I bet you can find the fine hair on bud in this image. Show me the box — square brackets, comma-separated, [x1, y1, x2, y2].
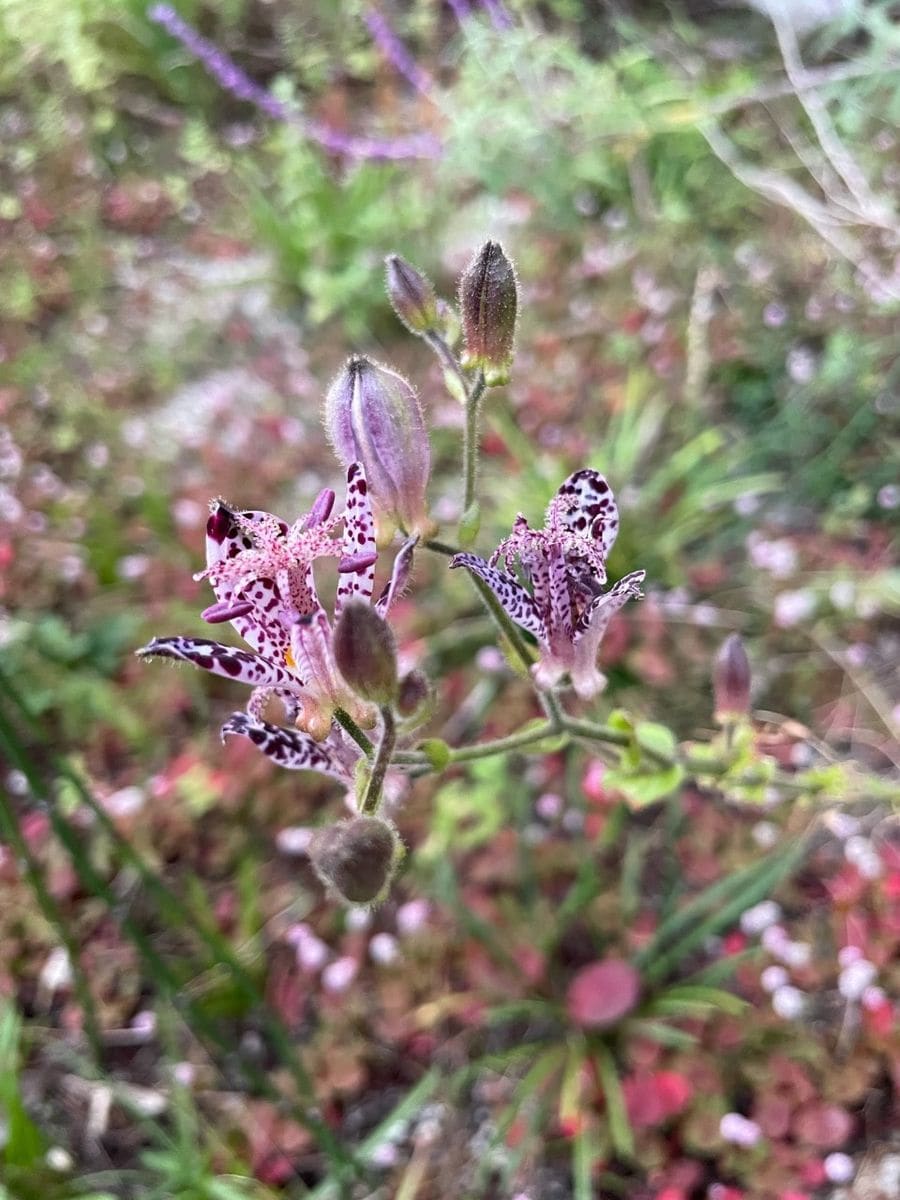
[333, 599, 398, 706]
[385, 254, 438, 335]
[713, 633, 752, 720]
[459, 240, 518, 386]
[324, 355, 432, 538]
[309, 817, 399, 904]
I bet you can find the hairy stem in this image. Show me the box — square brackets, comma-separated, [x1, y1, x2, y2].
[361, 707, 397, 815]
[424, 330, 470, 400]
[462, 370, 487, 514]
[446, 720, 559, 762]
[334, 707, 375, 756]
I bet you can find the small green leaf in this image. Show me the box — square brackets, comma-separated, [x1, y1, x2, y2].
[635, 721, 677, 761]
[605, 762, 684, 808]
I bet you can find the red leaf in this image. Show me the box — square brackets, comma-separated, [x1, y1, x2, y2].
[566, 959, 641, 1028]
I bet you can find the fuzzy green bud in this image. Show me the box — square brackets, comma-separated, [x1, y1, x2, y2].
[385, 254, 438, 335]
[459, 240, 518, 386]
[310, 817, 399, 904]
[713, 634, 752, 721]
[333, 600, 398, 707]
[420, 738, 451, 772]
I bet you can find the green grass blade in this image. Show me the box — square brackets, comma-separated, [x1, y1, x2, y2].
[594, 1043, 634, 1160]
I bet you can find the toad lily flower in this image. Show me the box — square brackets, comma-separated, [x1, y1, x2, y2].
[138, 463, 414, 781]
[451, 469, 645, 699]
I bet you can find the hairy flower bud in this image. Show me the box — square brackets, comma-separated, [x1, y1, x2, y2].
[385, 254, 438, 335]
[310, 817, 399, 904]
[325, 355, 432, 539]
[333, 600, 398, 706]
[714, 634, 752, 721]
[459, 240, 518, 386]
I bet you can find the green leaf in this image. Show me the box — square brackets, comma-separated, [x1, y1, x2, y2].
[594, 1043, 634, 1159]
[634, 721, 677, 761]
[605, 762, 684, 808]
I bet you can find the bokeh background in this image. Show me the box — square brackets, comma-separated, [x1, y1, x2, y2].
[0, 1, 898, 1197]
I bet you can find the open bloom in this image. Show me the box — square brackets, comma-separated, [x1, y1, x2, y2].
[138, 462, 413, 780]
[451, 469, 645, 699]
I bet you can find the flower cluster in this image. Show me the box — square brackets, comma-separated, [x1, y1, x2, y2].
[138, 242, 648, 900]
[452, 469, 645, 698]
[139, 462, 412, 781]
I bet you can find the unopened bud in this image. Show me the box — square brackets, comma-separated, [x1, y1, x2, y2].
[310, 817, 399, 904]
[333, 600, 398, 706]
[459, 240, 518, 386]
[420, 738, 451, 772]
[325, 355, 432, 539]
[385, 254, 438, 335]
[396, 669, 430, 719]
[714, 634, 751, 720]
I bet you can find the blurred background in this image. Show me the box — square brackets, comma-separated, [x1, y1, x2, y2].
[0, 1, 898, 1197]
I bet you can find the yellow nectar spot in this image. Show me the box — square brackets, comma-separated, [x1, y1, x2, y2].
[284, 649, 295, 669]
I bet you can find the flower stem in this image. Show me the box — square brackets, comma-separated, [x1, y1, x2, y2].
[361, 707, 397, 815]
[424, 330, 470, 400]
[446, 720, 559, 762]
[462, 370, 487, 516]
[334, 707, 375, 756]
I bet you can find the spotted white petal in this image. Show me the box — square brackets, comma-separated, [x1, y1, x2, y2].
[450, 553, 546, 640]
[221, 712, 350, 781]
[137, 636, 295, 688]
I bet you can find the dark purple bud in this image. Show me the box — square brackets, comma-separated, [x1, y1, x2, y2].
[333, 600, 398, 706]
[714, 634, 752, 720]
[201, 600, 255, 624]
[325, 355, 431, 538]
[206, 503, 234, 544]
[309, 817, 399, 903]
[385, 254, 438, 335]
[458, 240, 518, 386]
[302, 488, 336, 531]
[396, 669, 430, 719]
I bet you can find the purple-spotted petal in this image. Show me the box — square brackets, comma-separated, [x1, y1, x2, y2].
[554, 469, 619, 562]
[335, 462, 377, 617]
[204, 503, 293, 662]
[221, 712, 350, 781]
[137, 636, 295, 689]
[450, 553, 546, 640]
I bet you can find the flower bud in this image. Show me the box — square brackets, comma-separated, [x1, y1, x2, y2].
[325, 355, 432, 539]
[385, 254, 438, 335]
[310, 817, 399, 904]
[458, 240, 518, 386]
[396, 668, 430, 719]
[420, 738, 451, 772]
[333, 600, 398, 707]
[713, 634, 751, 721]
